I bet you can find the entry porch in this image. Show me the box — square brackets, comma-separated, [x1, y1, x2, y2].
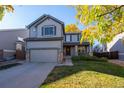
[63, 42, 90, 56]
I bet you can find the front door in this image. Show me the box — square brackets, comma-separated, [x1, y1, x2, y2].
[66, 47, 71, 56]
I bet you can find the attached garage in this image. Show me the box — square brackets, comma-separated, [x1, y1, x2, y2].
[30, 49, 58, 62]
[25, 38, 63, 63]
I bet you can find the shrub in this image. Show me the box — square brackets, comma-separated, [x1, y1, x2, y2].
[72, 55, 108, 62]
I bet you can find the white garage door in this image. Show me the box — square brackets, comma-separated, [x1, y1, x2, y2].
[30, 49, 58, 62]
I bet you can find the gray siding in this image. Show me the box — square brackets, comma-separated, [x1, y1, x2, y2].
[27, 41, 62, 50]
[29, 18, 63, 38]
[64, 33, 81, 42]
[26, 15, 64, 63]
[0, 29, 29, 50]
[109, 39, 124, 60]
[110, 39, 124, 53]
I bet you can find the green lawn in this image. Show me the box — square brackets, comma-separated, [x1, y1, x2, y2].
[40, 56, 124, 88]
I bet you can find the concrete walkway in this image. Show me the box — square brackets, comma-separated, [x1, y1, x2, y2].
[109, 60, 124, 67]
[57, 58, 73, 66]
[0, 62, 56, 88]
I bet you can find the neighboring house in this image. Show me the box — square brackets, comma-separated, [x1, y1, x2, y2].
[25, 14, 90, 63]
[0, 28, 29, 50]
[107, 32, 124, 60]
[0, 29, 29, 60]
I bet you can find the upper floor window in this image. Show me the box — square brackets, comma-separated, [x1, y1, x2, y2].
[66, 35, 70, 42]
[42, 25, 56, 36]
[71, 35, 76, 42]
[77, 34, 80, 41]
[64, 34, 80, 42]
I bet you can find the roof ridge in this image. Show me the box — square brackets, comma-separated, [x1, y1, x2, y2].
[27, 14, 64, 29]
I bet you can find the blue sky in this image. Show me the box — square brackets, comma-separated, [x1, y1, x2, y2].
[0, 5, 98, 46]
[0, 5, 85, 30]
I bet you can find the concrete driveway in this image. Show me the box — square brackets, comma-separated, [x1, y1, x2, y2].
[0, 62, 56, 88]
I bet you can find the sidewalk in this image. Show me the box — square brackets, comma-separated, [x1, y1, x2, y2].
[57, 57, 73, 66]
[0, 60, 25, 67]
[109, 60, 124, 67]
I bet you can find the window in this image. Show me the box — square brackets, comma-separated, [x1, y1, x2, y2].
[77, 34, 80, 41]
[66, 35, 70, 42]
[70, 35, 72, 41]
[42, 26, 56, 36]
[72, 35, 78, 42]
[64, 35, 66, 41]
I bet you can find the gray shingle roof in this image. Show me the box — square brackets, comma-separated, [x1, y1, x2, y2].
[24, 37, 63, 41]
[63, 42, 89, 46]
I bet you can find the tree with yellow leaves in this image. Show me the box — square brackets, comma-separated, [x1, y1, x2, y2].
[75, 5, 124, 45]
[80, 26, 98, 46]
[0, 5, 14, 21]
[66, 5, 124, 49]
[65, 24, 80, 33]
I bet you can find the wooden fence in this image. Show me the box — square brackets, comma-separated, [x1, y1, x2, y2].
[0, 49, 3, 61]
[0, 49, 16, 61]
[93, 51, 118, 59]
[16, 50, 25, 60]
[0, 49, 25, 61]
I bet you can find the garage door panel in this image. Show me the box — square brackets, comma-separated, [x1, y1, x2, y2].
[30, 49, 58, 62]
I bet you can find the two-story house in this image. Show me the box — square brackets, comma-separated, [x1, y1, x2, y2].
[25, 14, 90, 63]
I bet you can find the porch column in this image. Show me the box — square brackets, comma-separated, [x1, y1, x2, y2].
[85, 46, 87, 53]
[75, 45, 78, 56]
[89, 45, 93, 56]
[87, 46, 89, 53]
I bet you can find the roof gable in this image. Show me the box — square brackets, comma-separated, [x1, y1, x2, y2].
[27, 14, 64, 29]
